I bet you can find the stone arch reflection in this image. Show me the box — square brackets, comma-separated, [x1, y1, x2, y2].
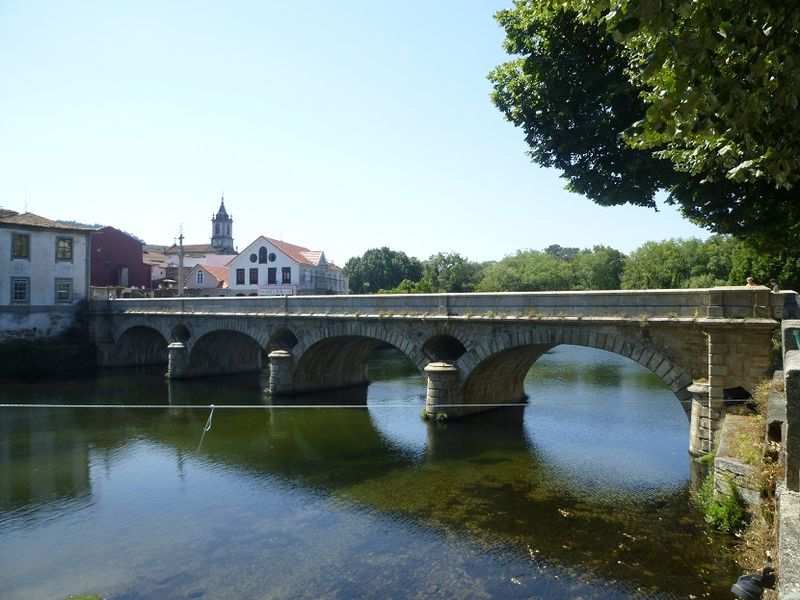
[522, 345, 691, 501]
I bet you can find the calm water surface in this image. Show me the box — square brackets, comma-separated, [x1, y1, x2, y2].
[0, 346, 738, 599]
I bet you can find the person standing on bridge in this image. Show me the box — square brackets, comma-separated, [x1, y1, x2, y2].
[746, 277, 758, 287]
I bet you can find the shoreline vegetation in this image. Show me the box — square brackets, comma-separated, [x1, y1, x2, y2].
[695, 378, 780, 591]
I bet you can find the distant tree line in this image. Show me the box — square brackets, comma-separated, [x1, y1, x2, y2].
[343, 238, 800, 294]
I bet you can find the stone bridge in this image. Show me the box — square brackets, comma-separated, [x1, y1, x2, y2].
[89, 287, 791, 453]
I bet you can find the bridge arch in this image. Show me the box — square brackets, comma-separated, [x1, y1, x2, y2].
[113, 318, 172, 346]
[187, 329, 266, 377]
[289, 321, 429, 393]
[458, 327, 694, 413]
[110, 325, 169, 367]
[268, 327, 300, 352]
[292, 321, 427, 372]
[186, 319, 273, 350]
[422, 333, 468, 362]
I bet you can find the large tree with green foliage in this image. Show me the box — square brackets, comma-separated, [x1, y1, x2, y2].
[382, 253, 485, 294]
[475, 250, 575, 292]
[343, 247, 422, 294]
[420, 252, 481, 293]
[489, 2, 800, 250]
[621, 238, 733, 289]
[569, 0, 800, 190]
[572, 245, 626, 289]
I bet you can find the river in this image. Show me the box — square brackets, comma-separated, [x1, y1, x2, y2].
[0, 346, 739, 599]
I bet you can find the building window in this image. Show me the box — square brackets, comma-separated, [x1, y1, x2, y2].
[55, 278, 72, 303]
[249, 268, 258, 284]
[236, 268, 245, 285]
[196, 270, 204, 284]
[282, 267, 291, 284]
[259, 247, 268, 264]
[118, 265, 129, 287]
[56, 237, 73, 261]
[268, 267, 277, 284]
[12, 234, 30, 259]
[11, 277, 30, 304]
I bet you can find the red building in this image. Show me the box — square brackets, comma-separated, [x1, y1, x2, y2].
[90, 226, 151, 288]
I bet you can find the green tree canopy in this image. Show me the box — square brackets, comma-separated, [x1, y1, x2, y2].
[343, 247, 423, 294]
[570, 0, 800, 190]
[620, 235, 800, 290]
[572, 245, 625, 290]
[475, 250, 574, 291]
[621, 237, 735, 289]
[489, 2, 800, 251]
[420, 252, 481, 293]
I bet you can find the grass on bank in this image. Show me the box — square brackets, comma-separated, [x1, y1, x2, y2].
[694, 378, 780, 578]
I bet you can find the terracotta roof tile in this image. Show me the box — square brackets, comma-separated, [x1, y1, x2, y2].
[201, 265, 229, 285]
[265, 237, 323, 266]
[0, 212, 96, 231]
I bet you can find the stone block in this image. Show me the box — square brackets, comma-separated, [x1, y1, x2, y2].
[637, 349, 655, 368]
[784, 351, 800, 491]
[663, 366, 683, 386]
[655, 360, 673, 378]
[709, 364, 729, 376]
[777, 485, 800, 600]
[646, 352, 665, 371]
[670, 373, 693, 393]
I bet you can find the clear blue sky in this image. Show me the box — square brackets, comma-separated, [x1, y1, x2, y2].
[0, 0, 709, 265]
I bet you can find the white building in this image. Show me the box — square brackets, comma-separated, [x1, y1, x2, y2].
[185, 264, 230, 296]
[227, 236, 348, 296]
[0, 211, 93, 341]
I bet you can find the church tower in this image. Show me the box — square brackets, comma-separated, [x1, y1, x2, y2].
[210, 196, 235, 253]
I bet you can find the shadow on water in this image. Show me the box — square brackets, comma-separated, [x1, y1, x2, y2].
[0, 348, 743, 599]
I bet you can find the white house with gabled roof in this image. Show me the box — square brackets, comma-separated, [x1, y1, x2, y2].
[185, 264, 230, 296]
[227, 236, 348, 296]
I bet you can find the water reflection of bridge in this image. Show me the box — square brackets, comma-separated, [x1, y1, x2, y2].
[1, 371, 715, 598]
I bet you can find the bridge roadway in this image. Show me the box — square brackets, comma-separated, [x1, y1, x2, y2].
[90, 287, 788, 454]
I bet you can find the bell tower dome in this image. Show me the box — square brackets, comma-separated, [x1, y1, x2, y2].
[210, 196, 235, 253]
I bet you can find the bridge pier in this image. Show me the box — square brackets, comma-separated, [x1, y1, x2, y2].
[688, 381, 715, 455]
[707, 329, 773, 407]
[268, 349, 295, 395]
[425, 362, 462, 418]
[167, 342, 188, 379]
